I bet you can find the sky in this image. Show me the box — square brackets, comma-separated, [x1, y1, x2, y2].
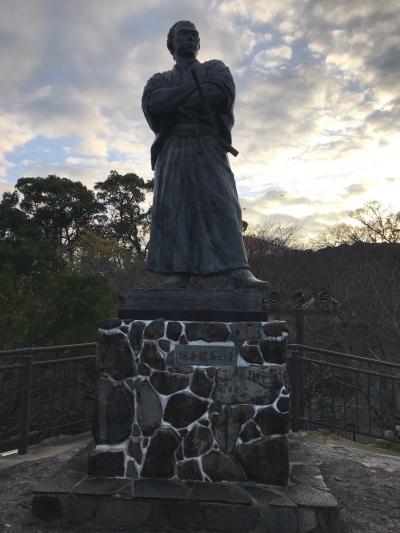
[1, 0, 400, 241]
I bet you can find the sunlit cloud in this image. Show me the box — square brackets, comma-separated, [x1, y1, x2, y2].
[0, 0, 399, 241]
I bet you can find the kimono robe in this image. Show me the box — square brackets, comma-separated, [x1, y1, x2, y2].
[142, 59, 249, 276]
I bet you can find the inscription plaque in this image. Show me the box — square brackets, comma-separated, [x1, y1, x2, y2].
[233, 366, 284, 404]
[175, 345, 236, 367]
[212, 365, 285, 404]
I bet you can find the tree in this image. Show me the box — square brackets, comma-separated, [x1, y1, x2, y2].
[314, 202, 400, 248]
[16, 175, 104, 264]
[0, 190, 63, 275]
[94, 171, 154, 257]
[350, 201, 400, 244]
[312, 222, 363, 248]
[0, 188, 111, 349]
[77, 230, 131, 274]
[244, 221, 300, 278]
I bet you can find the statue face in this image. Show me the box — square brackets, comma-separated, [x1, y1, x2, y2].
[172, 23, 200, 59]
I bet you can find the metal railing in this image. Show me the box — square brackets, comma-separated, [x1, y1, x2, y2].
[288, 344, 400, 442]
[0, 343, 96, 455]
[2, 339, 399, 455]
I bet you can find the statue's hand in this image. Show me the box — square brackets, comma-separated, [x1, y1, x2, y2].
[181, 89, 215, 122]
[201, 82, 226, 109]
[182, 90, 203, 112]
[177, 106, 199, 120]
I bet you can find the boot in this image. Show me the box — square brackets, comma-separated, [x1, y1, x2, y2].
[225, 268, 270, 290]
[158, 274, 191, 289]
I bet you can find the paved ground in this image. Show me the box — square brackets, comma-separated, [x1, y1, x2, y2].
[0, 431, 400, 532]
[304, 433, 400, 533]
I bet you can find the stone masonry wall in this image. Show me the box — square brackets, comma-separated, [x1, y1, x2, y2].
[91, 319, 290, 485]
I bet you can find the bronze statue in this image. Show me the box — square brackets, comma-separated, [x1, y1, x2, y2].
[142, 20, 269, 289]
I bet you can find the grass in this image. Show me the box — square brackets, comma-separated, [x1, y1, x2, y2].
[300, 427, 348, 439]
[301, 428, 400, 455]
[373, 440, 400, 454]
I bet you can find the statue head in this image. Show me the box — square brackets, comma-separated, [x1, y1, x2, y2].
[167, 20, 200, 60]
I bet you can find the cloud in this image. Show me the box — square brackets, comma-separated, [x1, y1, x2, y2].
[0, 114, 33, 177]
[0, 0, 399, 239]
[238, 173, 399, 241]
[253, 45, 292, 72]
[248, 189, 315, 207]
[344, 183, 366, 196]
[216, 0, 295, 24]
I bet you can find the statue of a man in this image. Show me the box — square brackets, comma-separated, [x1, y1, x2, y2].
[142, 20, 269, 289]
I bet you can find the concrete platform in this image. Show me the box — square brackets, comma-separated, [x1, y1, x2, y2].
[32, 433, 339, 532]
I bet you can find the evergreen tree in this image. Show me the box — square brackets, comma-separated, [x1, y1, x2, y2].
[94, 171, 153, 257]
[16, 175, 104, 264]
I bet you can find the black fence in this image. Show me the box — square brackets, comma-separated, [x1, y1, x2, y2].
[2, 339, 399, 455]
[0, 343, 96, 455]
[288, 344, 400, 442]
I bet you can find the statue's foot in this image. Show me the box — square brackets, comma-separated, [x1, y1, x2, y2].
[158, 274, 191, 289]
[225, 268, 270, 290]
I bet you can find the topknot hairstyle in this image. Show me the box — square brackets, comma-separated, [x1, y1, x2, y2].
[167, 20, 199, 57]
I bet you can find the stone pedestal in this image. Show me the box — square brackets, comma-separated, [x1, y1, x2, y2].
[32, 434, 339, 532]
[32, 289, 339, 531]
[91, 314, 290, 485]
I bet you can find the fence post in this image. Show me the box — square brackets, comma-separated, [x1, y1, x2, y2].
[289, 349, 303, 432]
[295, 307, 305, 425]
[18, 349, 33, 455]
[295, 306, 304, 346]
